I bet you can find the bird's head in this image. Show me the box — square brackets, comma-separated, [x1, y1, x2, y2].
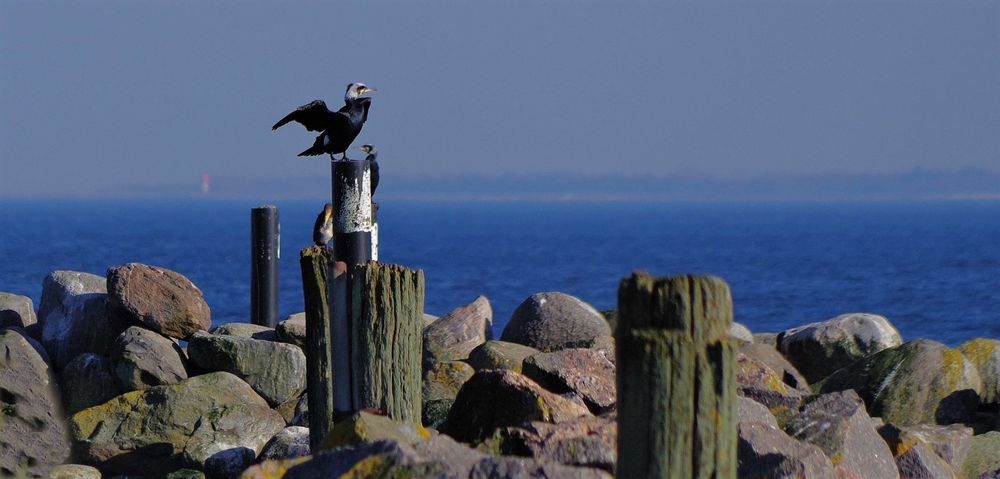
[358, 144, 377, 154]
[345, 83, 376, 101]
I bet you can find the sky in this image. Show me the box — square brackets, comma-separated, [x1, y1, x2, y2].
[1, 1, 998, 200]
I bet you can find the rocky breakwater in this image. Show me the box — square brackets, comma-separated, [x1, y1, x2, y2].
[5, 266, 1000, 478]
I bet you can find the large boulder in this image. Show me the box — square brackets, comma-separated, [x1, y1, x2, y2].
[0, 329, 71, 477]
[69, 371, 283, 476]
[423, 296, 493, 367]
[276, 313, 306, 348]
[187, 331, 307, 406]
[819, 339, 982, 426]
[442, 369, 591, 444]
[259, 426, 310, 461]
[467, 340, 540, 373]
[777, 313, 903, 383]
[212, 322, 277, 341]
[321, 411, 430, 450]
[107, 263, 211, 339]
[960, 431, 1000, 479]
[501, 292, 611, 351]
[50, 464, 101, 479]
[785, 390, 898, 479]
[59, 352, 122, 415]
[486, 415, 616, 473]
[110, 325, 188, 391]
[957, 338, 1000, 406]
[37, 270, 128, 369]
[736, 351, 804, 410]
[422, 360, 475, 428]
[880, 423, 972, 474]
[521, 348, 616, 414]
[738, 421, 835, 479]
[738, 396, 779, 428]
[0, 292, 36, 329]
[740, 342, 810, 394]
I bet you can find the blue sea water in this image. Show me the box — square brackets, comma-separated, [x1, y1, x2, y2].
[1, 199, 999, 346]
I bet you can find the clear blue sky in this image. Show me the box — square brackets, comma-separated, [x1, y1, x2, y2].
[1, 1, 997, 199]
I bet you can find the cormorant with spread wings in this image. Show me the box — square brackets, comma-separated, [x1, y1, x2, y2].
[272, 83, 375, 161]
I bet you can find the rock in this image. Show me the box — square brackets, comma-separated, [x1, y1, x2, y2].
[0, 292, 36, 329]
[423, 295, 493, 367]
[321, 411, 431, 450]
[730, 322, 754, 343]
[422, 313, 439, 328]
[777, 312, 903, 383]
[467, 340, 540, 372]
[958, 338, 1000, 406]
[107, 263, 211, 339]
[422, 399, 454, 429]
[738, 396, 779, 428]
[187, 331, 307, 406]
[167, 469, 207, 479]
[501, 292, 611, 352]
[59, 352, 122, 415]
[785, 390, 898, 479]
[960, 431, 1000, 479]
[740, 342, 810, 393]
[110, 325, 188, 391]
[895, 442, 955, 479]
[880, 423, 973, 474]
[442, 369, 591, 444]
[183, 403, 286, 479]
[469, 456, 611, 479]
[260, 426, 310, 460]
[212, 322, 277, 341]
[69, 371, 279, 476]
[521, 348, 616, 414]
[754, 332, 779, 347]
[37, 270, 127, 369]
[819, 339, 982, 426]
[290, 394, 309, 427]
[423, 359, 475, 404]
[0, 329, 70, 477]
[49, 464, 101, 479]
[738, 421, 835, 479]
[276, 313, 306, 348]
[736, 351, 804, 409]
[275, 395, 300, 424]
[487, 415, 616, 473]
[240, 458, 309, 479]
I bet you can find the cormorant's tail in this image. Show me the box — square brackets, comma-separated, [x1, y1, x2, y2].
[298, 136, 325, 156]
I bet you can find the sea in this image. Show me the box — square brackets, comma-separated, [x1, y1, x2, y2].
[1, 199, 999, 347]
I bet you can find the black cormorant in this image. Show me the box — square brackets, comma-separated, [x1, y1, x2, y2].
[359, 144, 379, 196]
[313, 203, 334, 247]
[272, 83, 375, 161]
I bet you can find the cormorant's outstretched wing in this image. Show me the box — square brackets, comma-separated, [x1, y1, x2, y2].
[272, 100, 337, 132]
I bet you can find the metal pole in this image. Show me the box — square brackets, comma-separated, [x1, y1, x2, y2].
[250, 205, 279, 327]
[329, 160, 373, 416]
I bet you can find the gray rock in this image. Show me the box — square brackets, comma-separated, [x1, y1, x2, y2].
[320, 411, 430, 450]
[785, 390, 898, 479]
[290, 393, 309, 427]
[259, 426, 310, 460]
[49, 464, 101, 479]
[895, 442, 955, 479]
[819, 339, 982, 426]
[423, 295, 493, 367]
[957, 338, 1000, 406]
[422, 313, 439, 328]
[960, 431, 1000, 479]
[187, 331, 307, 406]
[212, 322, 277, 341]
[37, 270, 128, 369]
[276, 313, 306, 348]
[737, 351, 804, 410]
[0, 292, 36, 329]
[107, 263, 211, 339]
[0, 329, 70, 477]
[68, 371, 275, 476]
[521, 348, 616, 414]
[469, 456, 611, 478]
[880, 423, 973, 474]
[730, 322, 754, 343]
[183, 403, 286, 479]
[421, 398, 454, 430]
[778, 312, 903, 383]
[488, 415, 616, 473]
[740, 342, 811, 394]
[110, 325, 188, 391]
[753, 332, 779, 346]
[738, 421, 835, 479]
[738, 396, 779, 428]
[423, 359, 475, 403]
[501, 292, 611, 352]
[442, 369, 591, 444]
[59, 352, 121, 415]
[467, 340, 540, 373]
[167, 469, 206, 479]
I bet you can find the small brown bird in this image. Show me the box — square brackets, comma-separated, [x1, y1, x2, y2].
[313, 203, 334, 247]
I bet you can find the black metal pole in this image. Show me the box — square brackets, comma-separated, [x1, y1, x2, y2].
[330, 160, 374, 416]
[250, 205, 279, 327]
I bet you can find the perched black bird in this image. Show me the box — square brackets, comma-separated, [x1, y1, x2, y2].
[359, 144, 379, 196]
[272, 83, 375, 161]
[313, 203, 334, 247]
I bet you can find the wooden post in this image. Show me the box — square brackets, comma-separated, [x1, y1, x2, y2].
[299, 245, 334, 450]
[350, 262, 424, 421]
[616, 273, 736, 479]
[250, 205, 279, 327]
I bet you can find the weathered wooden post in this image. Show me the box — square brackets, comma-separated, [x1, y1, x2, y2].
[299, 245, 334, 449]
[616, 273, 737, 479]
[250, 205, 279, 327]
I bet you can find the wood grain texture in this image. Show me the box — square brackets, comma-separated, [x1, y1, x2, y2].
[299, 246, 334, 450]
